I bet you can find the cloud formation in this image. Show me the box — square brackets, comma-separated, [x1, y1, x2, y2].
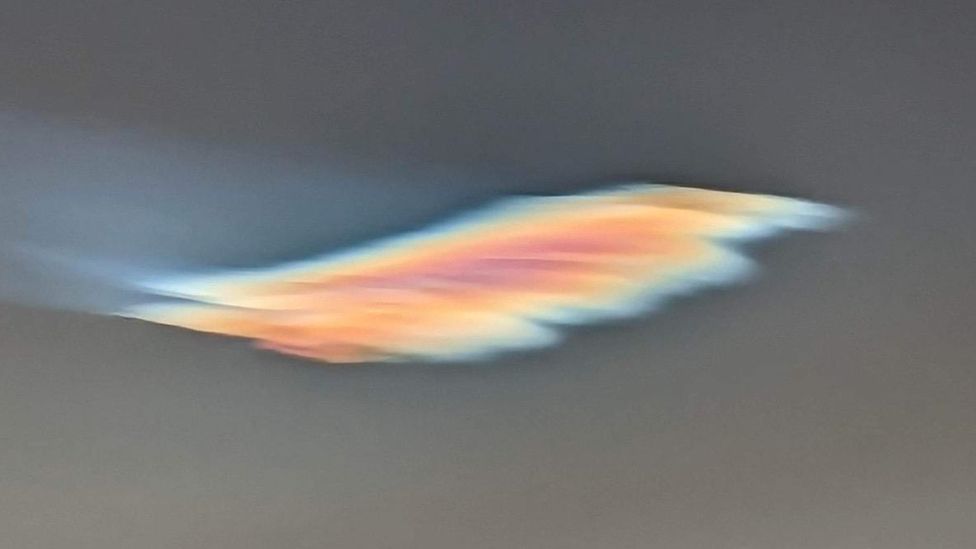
[124, 184, 843, 363]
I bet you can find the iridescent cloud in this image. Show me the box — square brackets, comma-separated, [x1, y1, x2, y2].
[122, 184, 843, 363]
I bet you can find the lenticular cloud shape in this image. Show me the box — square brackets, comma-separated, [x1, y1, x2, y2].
[122, 184, 842, 363]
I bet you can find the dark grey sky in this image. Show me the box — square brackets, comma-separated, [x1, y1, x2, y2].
[1, 1, 974, 547]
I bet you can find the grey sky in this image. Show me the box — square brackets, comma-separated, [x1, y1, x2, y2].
[1, 1, 974, 547]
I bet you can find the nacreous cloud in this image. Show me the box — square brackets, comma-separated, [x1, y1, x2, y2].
[122, 184, 844, 363]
